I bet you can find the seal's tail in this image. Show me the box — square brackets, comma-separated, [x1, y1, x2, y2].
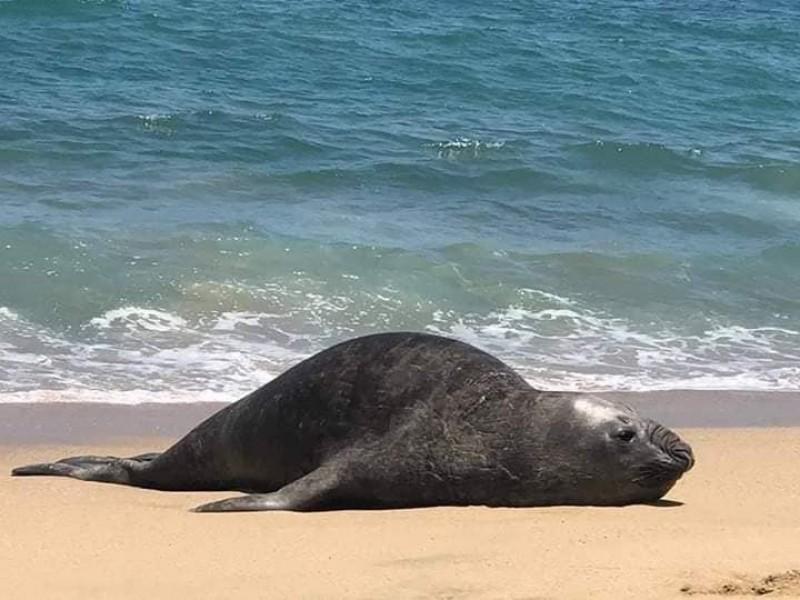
[12, 453, 160, 485]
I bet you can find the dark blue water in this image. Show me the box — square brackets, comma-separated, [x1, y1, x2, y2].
[1, 0, 798, 402]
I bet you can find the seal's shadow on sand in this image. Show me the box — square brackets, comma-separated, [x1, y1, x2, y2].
[646, 499, 684, 508]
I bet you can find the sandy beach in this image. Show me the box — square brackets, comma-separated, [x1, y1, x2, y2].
[2, 396, 799, 599]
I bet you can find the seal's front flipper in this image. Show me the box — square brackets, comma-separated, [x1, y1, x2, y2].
[192, 465, 343, 513]
[191, 493, 286, 512]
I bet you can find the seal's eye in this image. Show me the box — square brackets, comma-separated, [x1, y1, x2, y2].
[615, 429, 636, 443]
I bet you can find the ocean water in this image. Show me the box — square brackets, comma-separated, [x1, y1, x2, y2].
[1, 0, 798, 403]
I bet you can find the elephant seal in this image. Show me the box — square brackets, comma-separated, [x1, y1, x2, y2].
[12, 332, 694, 512]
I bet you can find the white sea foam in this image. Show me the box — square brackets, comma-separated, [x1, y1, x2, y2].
[427, 301, 800, 392]
[1, 297, 798, 405]
[517, 288, 578, 306]
[89, 307, 188, 332]
[0, 306, 20, 321]
[0, 389, 235, 405]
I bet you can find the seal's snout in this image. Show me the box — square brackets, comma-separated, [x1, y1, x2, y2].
[668, 440, 694, 472]
[631, 421, 695, 490]
[646, 420, 695, 473]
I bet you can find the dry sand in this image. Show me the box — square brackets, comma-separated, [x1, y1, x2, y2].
[2, 401, 799, 599]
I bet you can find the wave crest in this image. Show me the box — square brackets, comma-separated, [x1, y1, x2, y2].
[428, 138, 506, 159]
[1, 292, 797, 404]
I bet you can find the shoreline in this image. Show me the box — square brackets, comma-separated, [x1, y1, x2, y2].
[1, 390, 799, 445]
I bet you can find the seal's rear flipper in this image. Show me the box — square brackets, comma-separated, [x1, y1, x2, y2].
[192, 465, 343, 513]
[12, 462, 81, 477]
[12, 454, 152, 485]
[128, 452, 161, 462]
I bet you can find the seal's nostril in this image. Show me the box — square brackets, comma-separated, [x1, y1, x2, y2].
[669, 442, 695, 471]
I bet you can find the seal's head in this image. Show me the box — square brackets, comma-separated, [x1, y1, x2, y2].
[543, 396, 695, 505]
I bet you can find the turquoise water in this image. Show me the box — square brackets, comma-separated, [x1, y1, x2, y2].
[1, 0, 798, 402]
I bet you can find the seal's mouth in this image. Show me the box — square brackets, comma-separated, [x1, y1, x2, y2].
[632, 459, 688, 487]
[633, 421, 695, 488]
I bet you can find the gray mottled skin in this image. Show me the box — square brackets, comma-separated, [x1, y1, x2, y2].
[12, 332, 694, 512]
